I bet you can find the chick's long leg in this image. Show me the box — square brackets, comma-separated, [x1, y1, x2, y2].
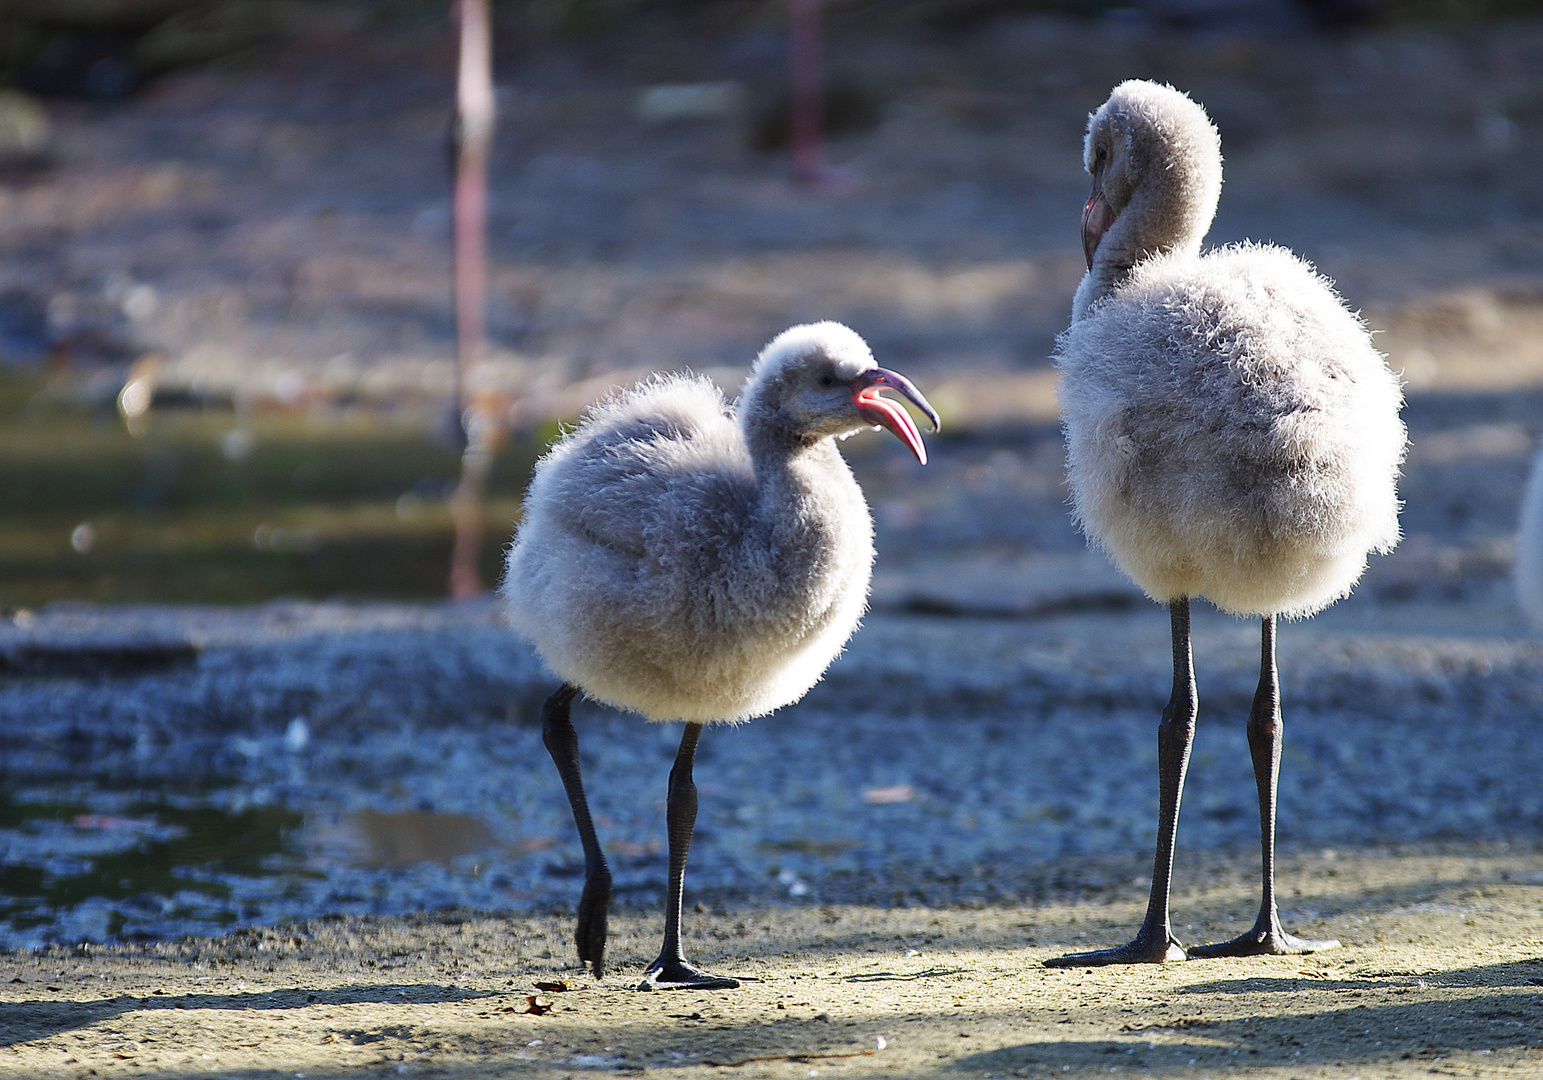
[542, 684, 613, 979]
[1045, 598, 1195, 966]
[1188, 615, 1339, 958]
[640, 722, 740, 990]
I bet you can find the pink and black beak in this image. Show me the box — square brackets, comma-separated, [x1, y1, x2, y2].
[1081, 175, 1117, 270]
[854, 367, 940, 465]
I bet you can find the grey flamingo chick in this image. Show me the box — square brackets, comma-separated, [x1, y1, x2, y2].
[1049, 81, 1406, 966]
[502, 322, 938, 989]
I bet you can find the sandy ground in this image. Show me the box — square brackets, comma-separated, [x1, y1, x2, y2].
[2, 845, 1541, 1079]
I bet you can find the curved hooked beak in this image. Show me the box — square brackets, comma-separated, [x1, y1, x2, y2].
[1081, 176, 1117, 271]
[854, 367, 941, 465]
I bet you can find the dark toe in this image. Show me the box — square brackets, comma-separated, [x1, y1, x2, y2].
[1045, 933, 1186, 967]
[1189, 929, 1339, 959]
[575, 872, 612, 978]
[638, 959, 740, 991]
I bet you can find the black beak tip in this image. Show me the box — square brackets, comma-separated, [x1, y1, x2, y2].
[867, 367, 941, 433]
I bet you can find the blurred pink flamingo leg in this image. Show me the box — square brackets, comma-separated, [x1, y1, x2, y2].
[788, 0, 825, 184]
[448, 0, 496, 599]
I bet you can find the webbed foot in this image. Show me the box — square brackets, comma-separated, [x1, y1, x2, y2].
[1044, 930, 1185, 967]
[1188, 924, 1338, 958]
[638, 957, 740, 991]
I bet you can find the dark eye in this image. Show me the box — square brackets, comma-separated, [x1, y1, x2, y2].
[818, 373, 835, 388]
[1094, 145, 1108, 164]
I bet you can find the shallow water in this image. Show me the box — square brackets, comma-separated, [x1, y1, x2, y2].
[0, 787, 304, 948]
[0, 782, 556, 950]
[0, 374, 546, 608]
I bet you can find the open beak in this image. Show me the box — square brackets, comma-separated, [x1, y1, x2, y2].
[1081, 179, 1116, 270]
[854, 367, 940, 465]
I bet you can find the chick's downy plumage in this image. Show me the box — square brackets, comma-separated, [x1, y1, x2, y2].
[1058, 80, 1405, 619]
[504, 321, 932, 723]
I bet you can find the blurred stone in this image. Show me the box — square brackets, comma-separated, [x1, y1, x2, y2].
[318, 809, 500, 869]
[635, 82, 744, 125]
[0, 91, 49, 158]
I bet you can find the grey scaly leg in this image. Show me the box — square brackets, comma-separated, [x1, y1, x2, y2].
[639, 722, 740, 990]
[541, 684, 613, 978]
[1046, 598, 1194, 966]
[1189, 615, 1339, 958]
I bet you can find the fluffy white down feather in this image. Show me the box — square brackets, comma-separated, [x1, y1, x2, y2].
[1057, 81, 1406, 619]
[502, 326, 879, 723]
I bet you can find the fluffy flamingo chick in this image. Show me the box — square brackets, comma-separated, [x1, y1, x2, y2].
[503, 321, 938, 989]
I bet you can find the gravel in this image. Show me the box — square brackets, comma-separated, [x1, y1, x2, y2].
[3, 586, 1539, 950]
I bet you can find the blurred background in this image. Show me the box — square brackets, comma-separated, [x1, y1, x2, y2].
[4, 0, 1543, 951]
[2, 0, 1542, 610]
